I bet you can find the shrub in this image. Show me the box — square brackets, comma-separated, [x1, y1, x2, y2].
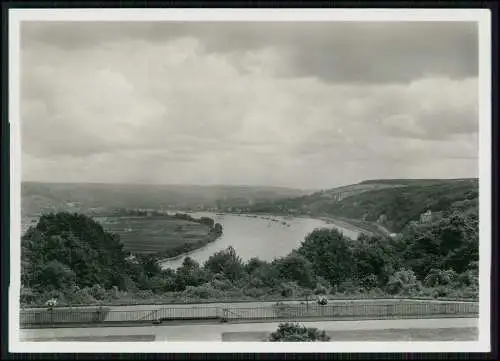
[424, 269, 457, 287]
[70, 288, 97, 304]
[243, 287, 268, 298]
[20, 288, 37, 305]
[386, 268, 421, 296]
[269, 322, 331, 342]
[184, 284, 221, 299]
[136, 290, 154, 299]
[279, 282, 300, 298]
[210, 277, 234, 291]
[314, 284, 328, 295]
[360, 274, 379, 290]
[432, 286, 450, 298]
[337, 280, 360, 294]
[88, 284, 106, 300]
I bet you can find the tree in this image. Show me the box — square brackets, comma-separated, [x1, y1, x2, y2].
[401, 212, 478, 278]
[137, 254, 162, 278]
[33, 260, 76, 290]
[203, 246, 244, 281]
[386, 268, 421, 296]
[245, 257, 267, 274]
[269, 322, 330, 342]
[456, 262, 479, 288]
[274, 251, 316, 288]
[175, 257, 206, 290]
[298, 228, 353, 286]
[351, 235, 403, 286]
[20, 212, 157, 297]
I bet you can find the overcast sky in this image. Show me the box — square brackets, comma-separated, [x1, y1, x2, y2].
[20, 21, 479, 190]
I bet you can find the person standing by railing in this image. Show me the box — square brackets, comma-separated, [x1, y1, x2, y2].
[45, 298, 57, 327]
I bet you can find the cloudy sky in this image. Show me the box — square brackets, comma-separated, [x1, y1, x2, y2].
[20, 21, 479, 190]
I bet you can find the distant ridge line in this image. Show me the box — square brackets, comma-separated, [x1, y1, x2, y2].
[21, 181, 310, 192]
[359, 178, 478, 185]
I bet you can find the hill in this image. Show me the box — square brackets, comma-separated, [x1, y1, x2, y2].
[247, 178, 479, 233]
[21, 182, 310, 217]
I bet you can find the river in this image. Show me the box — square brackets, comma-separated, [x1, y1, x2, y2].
[21, 212, 360, 271]
[159, 212, 360, 270]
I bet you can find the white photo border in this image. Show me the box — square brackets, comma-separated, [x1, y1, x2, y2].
[8, 8, 492, 354]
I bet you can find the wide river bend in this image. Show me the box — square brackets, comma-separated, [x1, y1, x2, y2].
[159, 212, 360, 270]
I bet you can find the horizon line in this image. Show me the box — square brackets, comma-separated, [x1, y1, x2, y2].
[21, 177, 479, 190]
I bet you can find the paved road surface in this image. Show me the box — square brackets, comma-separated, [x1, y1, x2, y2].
[20, 317, 478, 342]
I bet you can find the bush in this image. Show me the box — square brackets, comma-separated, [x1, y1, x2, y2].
[386, 268, 421, 296]
[88, 284, 106, 300]
[20, 288, 38, 305]
[365, 287, 386, 298]
[136, 290, 154, 299]
[269, 322, 331, 342]
[184, 284, 221, 299]
[337, 280, 360, 294]
[243, 287, 268, 298]
[210, 277, 234, 291]
[70, 288, 97, 304]
[424, 269, 457, 287]
[432, 286, 450, 298]
[360, 274, 379, 290]
[279, 282, 300, 298]
[314, 285, 328, 295]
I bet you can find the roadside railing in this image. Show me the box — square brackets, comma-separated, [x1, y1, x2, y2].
[20, 300, 479, 328]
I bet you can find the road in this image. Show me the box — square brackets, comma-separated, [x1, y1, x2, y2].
[20, 317, 478, 342]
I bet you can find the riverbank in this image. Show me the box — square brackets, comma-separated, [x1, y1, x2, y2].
[317, 216, 392, 237]
[156, 230, 222, 264]
[156, 212, 391, 268]
[234, 211, 378, 238]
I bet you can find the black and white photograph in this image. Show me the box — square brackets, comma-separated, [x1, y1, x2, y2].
[9, 9, 491, 353]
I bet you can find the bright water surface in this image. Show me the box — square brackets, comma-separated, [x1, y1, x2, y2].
[159, 212, 359, 270]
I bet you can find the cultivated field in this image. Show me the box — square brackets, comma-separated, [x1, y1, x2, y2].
[94, 216, 211, 254]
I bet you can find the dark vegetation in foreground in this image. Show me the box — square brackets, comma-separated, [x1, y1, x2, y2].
[268, 322, 331, 342]
[21, 201, 478, 306]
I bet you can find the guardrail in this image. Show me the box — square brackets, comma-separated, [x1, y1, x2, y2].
[20, 296, 479, 309]
[20, 301, 479, 328]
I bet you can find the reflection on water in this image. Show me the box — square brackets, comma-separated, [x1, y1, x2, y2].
[159, 212, 359, 270]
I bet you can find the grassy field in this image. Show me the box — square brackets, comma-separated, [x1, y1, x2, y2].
[94, 216, 211, 254]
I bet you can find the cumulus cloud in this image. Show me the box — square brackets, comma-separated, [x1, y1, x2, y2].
[19, 21, 479, 189]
